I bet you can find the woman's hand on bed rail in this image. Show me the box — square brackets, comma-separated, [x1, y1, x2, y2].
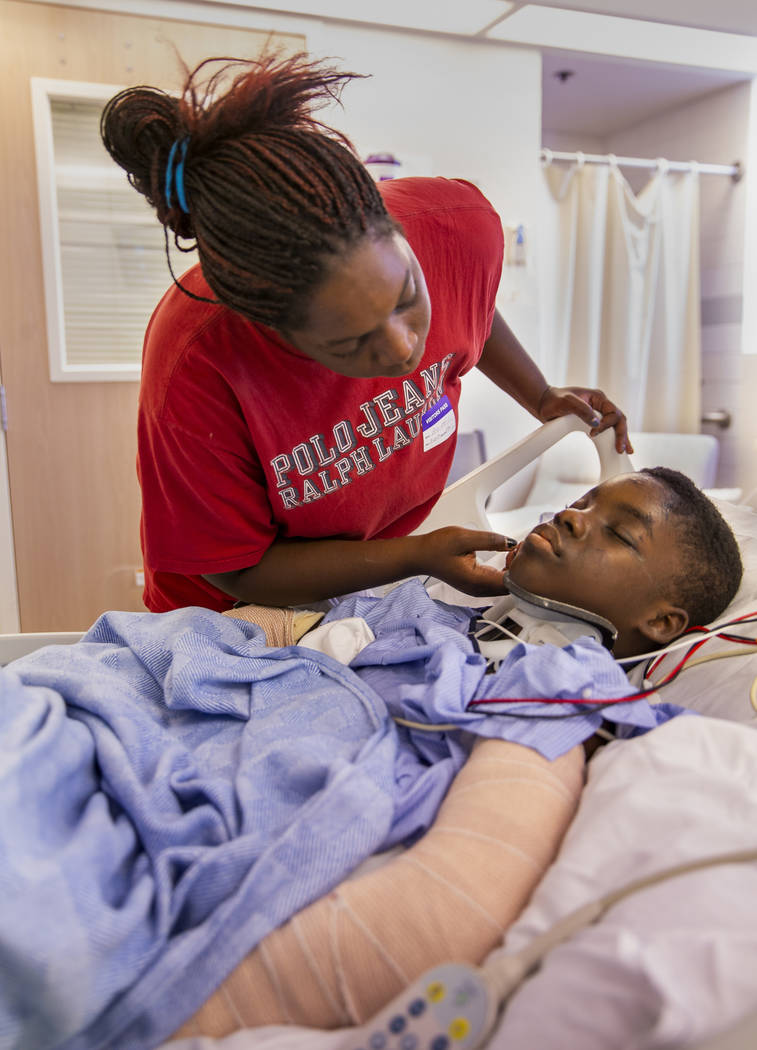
[475, 313, 631, 455]
[537, 385, 633, 455]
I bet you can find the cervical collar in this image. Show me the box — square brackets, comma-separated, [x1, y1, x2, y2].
[477, 573, 618, 663]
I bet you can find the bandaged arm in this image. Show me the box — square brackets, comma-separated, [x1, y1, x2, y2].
[171, 738, 584, 1037]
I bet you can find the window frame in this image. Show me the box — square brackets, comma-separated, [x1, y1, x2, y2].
[32, 76, 149, 382]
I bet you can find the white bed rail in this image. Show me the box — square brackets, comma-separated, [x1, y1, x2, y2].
[413, 415, 634, 535]
[0, 631, 83, 665]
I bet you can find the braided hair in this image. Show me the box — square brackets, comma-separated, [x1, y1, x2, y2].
[100, 52, 397, 331]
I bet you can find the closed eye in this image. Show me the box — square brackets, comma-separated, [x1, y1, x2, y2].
[326, 290, 418, 361]
[328, 334, 369, 359]
[395, 290, 418, 313]
[607, 525, 636, 549]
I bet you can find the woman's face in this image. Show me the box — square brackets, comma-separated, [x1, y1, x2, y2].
[287, 232, 432, 379]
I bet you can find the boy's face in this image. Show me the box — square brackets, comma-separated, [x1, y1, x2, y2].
[507, 473, 688, 657]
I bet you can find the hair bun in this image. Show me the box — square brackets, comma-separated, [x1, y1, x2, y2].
[101, 85, 183, 221]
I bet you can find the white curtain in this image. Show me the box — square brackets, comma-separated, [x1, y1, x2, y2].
[536, 158, 701, 433]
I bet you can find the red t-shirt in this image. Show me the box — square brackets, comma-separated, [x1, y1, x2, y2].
[138, 177, 504, 611]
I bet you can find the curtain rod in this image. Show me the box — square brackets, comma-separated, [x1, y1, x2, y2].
[540, 148, 743, 182]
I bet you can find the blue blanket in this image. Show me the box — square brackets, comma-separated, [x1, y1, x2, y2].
[0, 581, 683, 1050]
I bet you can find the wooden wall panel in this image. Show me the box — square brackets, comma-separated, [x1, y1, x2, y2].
[0, 0, 303, 630]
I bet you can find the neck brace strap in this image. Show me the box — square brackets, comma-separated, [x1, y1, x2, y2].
[491, 574, 618, 651]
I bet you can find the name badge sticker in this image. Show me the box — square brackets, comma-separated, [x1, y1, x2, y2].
[421, 395, 456, 452]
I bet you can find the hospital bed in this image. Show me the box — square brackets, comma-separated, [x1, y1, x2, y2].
[3, 415, 757, 1050]
[354, 418, 757, 1050]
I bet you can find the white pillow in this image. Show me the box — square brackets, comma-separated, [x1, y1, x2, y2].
[487, 717, 757, 1050]
[640, 499, 757, 726]
[715, 500, 757, 612]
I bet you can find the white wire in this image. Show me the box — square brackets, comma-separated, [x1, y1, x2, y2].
[473, 609, 757, 710]
[473, 617, 523, 644]
[400, 621, 757, 724]
[670, 647, 757, 674]
[614, 610, 757, 666]
[485, 846, 757, 1005]
[475, 609, 757, 666]
[392, 716, 461, 732]
[641, 644, 757, 691]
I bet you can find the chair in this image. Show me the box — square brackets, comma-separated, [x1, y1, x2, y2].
[448, 429, 487, 485]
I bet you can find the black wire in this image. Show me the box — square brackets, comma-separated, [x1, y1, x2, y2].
[639, 616, 757, 680]
[467, 612, 757, 721]
[468, 701, 644, 722]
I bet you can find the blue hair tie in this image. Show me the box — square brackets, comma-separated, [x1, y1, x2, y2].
[165, 136, 190, 214]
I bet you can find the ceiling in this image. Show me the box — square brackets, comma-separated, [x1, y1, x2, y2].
[532, 3, 754, 136]
[206, 1, 757, 136]
[234, 0, 757, 39]
[501, 3, 754, 137]
[541, 50, 748, 137]
[207, 1, 757, 40]
[518, 1, 757, 38]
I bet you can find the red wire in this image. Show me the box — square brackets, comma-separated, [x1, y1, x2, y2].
[468, 610, 757, 709]
[467, 686, 658, 708]
[649, 635, 710, 682]
[647, 617, 757, 678]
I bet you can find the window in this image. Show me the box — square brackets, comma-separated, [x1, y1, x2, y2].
[31, 78, 198, 381]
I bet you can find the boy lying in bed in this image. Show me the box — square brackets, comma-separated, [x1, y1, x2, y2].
[501, 465, 741, 659]
[170, 466, 742, 1042]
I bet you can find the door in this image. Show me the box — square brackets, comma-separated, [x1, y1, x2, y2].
[0, 349, 20, 634]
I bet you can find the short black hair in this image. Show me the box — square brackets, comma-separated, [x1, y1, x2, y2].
[641, 466, 743, 626]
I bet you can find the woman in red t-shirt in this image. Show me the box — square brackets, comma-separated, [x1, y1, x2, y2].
[101, 52, 630, 612]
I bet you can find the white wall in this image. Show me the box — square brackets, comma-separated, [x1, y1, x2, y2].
[21, 0, 757, 481]
[304, 23, 545, 456]
[541, 129, 608, 155]
[603, 81, 753, 491]
[742, 80, 757, 386]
